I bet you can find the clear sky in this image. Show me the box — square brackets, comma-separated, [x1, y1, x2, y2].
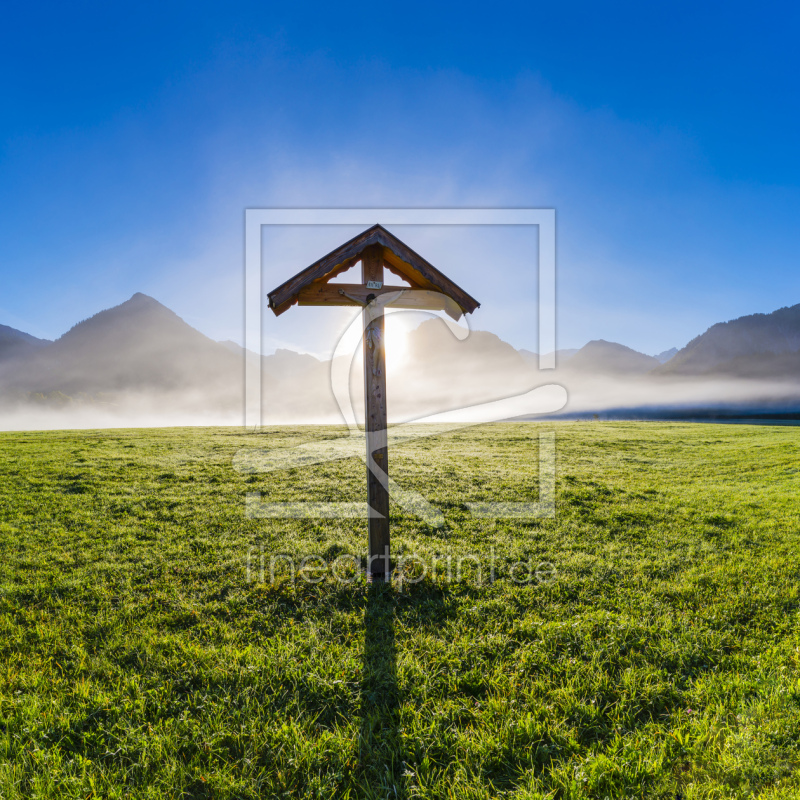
[1, 1, 799, 358]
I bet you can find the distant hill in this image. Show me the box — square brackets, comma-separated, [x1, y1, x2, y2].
[0, 324, 51, 362]
[519, 348, 579, 367]
[388, 319, 538, 416]
[658, 303, 800, 376]
[564, 340, 661, 375]
[220, 341, 322, 380]
[4, 292, 800, 425]
[653, 347, 678, 364]
[263, 348, 322, 380]
[0, 293, 240, 400]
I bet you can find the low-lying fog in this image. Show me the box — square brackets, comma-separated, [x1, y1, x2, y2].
[3, 294, 800, 431]
[2, 317, 799, 431]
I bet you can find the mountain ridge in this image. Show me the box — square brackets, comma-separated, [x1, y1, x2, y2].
[564, 339, 661, 375]
[658, 303, 800, 376]
[0, 293, 240, 398]
[3, 293, 800, 423]
[0, 324, 51, 362]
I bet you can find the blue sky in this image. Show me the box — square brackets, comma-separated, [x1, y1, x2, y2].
[1, 1, 799, 357]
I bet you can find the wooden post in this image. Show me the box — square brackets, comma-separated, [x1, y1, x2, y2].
[267, 225, 480, 585]
[362, 244, 390, 581]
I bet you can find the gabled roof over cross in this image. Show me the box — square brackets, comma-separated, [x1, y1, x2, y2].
[267, 224, 481, 320]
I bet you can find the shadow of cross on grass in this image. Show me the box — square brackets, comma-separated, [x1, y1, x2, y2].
[358, 582, 405, 798]
[357, 580, 453, 797]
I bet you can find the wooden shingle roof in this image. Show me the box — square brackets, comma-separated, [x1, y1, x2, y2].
[267, 224, 480, 317]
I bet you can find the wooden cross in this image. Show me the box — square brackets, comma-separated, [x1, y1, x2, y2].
[267, 225, 480, 582]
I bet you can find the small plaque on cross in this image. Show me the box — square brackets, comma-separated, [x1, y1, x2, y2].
[366, 280, 383, 290]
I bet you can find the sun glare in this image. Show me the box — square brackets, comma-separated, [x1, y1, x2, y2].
[384, 313, 414, 368]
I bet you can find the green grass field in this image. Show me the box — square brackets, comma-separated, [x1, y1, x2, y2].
[0, 422, 799, 799]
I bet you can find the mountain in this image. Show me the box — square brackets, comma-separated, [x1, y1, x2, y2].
[386, 319, 539, 416]
[519, 348, 579, 367]
[264, 348, 322, 380]
[0, 293, 240, 400]
[0, 324, 51, 361]
[220, 341, 321, 379]
[4, 292, 800, 426]
[551, 348, 579, 363]
[219, 339, 248, 357]
[563, 340, 661, 375]
[653, 347, 678, 364]
[658, 303, 800, 376]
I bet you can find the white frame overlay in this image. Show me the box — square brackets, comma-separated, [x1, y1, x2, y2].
[241, 208, 559, 520]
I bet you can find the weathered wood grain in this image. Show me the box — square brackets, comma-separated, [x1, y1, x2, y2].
[267, 224, 480, 316]
[296, 282, 464, 318]
[270, 255, 362, 316]
[361, 245, 390, 581]
[267, 226, 482, 582]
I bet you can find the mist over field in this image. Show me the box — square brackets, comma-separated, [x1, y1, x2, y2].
[2, 292, 800, 430]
